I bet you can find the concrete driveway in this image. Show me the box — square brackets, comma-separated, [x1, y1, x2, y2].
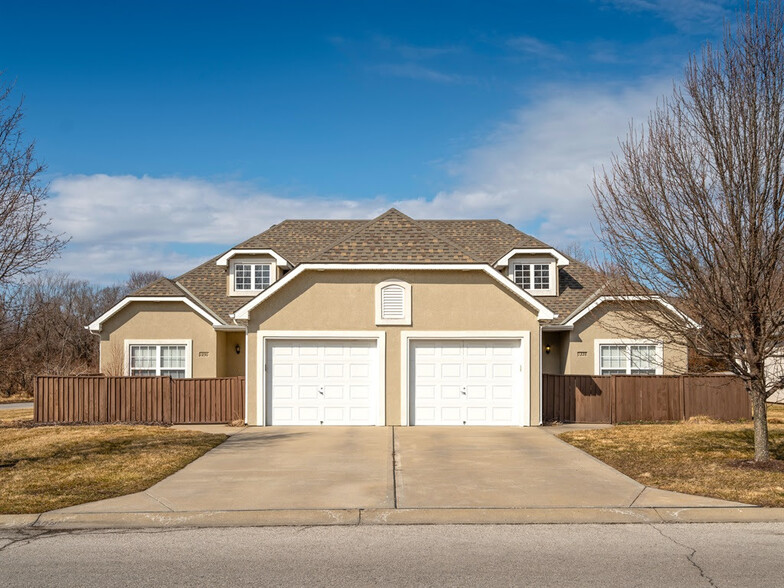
[56, 426, 739, 514]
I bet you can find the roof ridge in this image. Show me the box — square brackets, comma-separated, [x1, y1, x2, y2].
[128, 276, 177, 297]
[303, 208, 481, 263]
[301, 212, 387, 263]
[173, 280, 226, 325]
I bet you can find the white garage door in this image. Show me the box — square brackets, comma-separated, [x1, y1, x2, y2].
[266, 339, 378, 425]
[410, 339, 524, 426]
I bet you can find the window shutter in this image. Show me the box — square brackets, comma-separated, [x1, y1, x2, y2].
[381, 285, 405, 319]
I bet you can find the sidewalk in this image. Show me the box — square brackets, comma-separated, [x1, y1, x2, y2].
[4, 506, 784, 529]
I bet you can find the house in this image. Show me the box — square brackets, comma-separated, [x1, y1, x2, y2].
[88, 208, 690, 426]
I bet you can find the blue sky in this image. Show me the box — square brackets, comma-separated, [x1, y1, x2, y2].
[1, 0, 744, 282]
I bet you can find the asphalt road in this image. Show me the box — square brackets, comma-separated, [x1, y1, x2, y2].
[0, 403, 32, 410]
[2, 523, 783, 587]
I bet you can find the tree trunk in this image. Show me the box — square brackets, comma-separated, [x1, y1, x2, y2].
[750, 384, 770, 462]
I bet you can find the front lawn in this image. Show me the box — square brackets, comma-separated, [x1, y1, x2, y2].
[0, 421, 225, 514]
[559, 414, 784, 506]
[0, 408, 34, 423]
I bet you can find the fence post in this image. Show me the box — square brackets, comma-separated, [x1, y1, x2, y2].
[610, 376, 617, 424]
[679, 375, 686, 421]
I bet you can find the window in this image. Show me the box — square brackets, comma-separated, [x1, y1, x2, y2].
[229, 260, 274, 295]
[375, 279, 411, 325]
[598, 342, 660, 375]
[234, 263, 270, 292]
[512, 262, 553, 294]
[128, 342, 190, 378]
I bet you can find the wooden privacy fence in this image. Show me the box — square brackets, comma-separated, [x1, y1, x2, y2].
[543, 374, 751, 424]
[34, 376, 245, 424]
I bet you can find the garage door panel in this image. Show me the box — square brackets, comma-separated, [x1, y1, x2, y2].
[411, 338, 524, 426]
[266, 339, 378, 426]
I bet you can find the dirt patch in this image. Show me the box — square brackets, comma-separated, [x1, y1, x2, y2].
[730, 459, 784, 473]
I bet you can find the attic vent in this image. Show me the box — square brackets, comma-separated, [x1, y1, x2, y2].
[381, 285, 405, 319]
[375, 279, 411, 326]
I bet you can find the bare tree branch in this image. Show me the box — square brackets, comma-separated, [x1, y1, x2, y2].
[593, 1, 784, 461]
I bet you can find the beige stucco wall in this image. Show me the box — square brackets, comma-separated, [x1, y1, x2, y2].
[217, 331, 246, 377]
[245, 270, 542, 426]
[562, 303, 688, 375]
[99, 302, 219, 377]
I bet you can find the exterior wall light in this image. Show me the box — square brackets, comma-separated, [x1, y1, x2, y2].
[235, 344, 241, 355]
[545, 345, 551, 354]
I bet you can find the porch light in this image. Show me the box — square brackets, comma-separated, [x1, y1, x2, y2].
[235, 344, 241, 355]
[545, 345, 551, 354]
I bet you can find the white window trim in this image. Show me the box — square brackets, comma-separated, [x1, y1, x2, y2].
[124, 339, 193, 378]
[229, 259, 274, 296]
[508, 257, 557, 296]
[594, 339, 663, 376]
[375, 279, 412, 326]
[399, 331, 531, 427]
[256, 331, 386, 427]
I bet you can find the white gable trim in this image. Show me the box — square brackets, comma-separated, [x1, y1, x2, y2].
[216, 249, 290, 268]
[87, 297, 224, 332]
[563, 295, 698, 328]
[231, 263, 556, 321]
[495, 248, 570, 268]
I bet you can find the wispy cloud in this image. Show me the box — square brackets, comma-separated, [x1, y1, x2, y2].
[368, 63, 470, 84]
[506, 35, 564, 59]
[373, 36, 462, 61]
[598, 0, 735, 31]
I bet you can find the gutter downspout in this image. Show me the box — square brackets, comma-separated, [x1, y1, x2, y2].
[538, 322, 544, 426]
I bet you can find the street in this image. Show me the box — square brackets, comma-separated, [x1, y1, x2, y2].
[2, 523, 783, 587]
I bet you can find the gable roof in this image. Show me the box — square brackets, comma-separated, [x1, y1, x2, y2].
[306, 208, 478, 263]
[119, 208, 614, 325]
[130, 277, 187, 297]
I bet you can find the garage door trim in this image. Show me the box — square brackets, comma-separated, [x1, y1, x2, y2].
[400, 331, 530, 426]
[258, 331, 386, 426]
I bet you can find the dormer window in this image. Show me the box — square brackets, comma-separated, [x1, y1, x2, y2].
[510, 259, 556, 296]
[229, 260, 273, 295]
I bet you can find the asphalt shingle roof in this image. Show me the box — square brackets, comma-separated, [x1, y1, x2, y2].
[142, 208, 609, 324]
[307, 209, 478, 263]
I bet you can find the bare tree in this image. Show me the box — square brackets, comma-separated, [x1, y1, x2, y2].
[0, 76, 66, 287]
[593, 2, 784, 461]
[0, 270, 165, 396]
[558, 241, 595, 264]
[124, 270, 164, 295]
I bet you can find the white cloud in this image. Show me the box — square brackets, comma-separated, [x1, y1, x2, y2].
[46, 77, 672, 282]
[397, 77, 673, 246]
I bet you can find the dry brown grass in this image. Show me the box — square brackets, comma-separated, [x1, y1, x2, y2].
[768, 402, 784, 424]
[560, 418, 784, 506]
[0, 408, 34, 423]
[0, 424, 225, 514]
[0, 392, 33, 404]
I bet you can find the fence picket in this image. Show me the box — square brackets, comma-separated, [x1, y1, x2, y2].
[33, 376, 245, 424]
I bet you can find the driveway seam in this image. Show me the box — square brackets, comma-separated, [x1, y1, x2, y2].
[144, 492, 174, 512]
[628, 486, 648, 507]
[392, 427, 398, 509]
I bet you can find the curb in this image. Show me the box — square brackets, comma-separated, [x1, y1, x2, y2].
[4, 507, 784, 529]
